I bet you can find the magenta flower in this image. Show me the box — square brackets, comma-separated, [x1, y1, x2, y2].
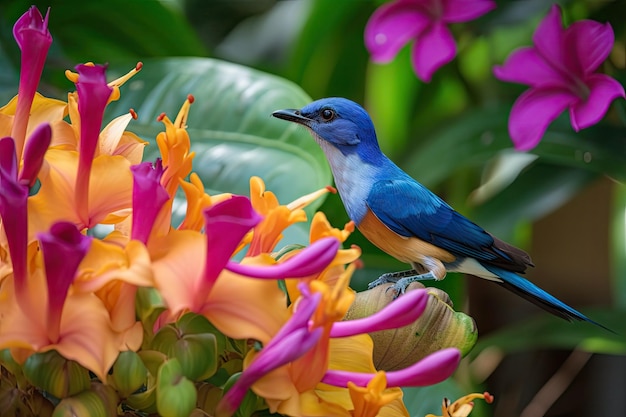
[216, 290, 324, 417]
[74, 63, 113, 224]
[216, 285, 456, 416]
[38, 222, 92, 342]
[322, 348, 460, 387]
[493, 4, 625, 151]
[365, 0, 496, 82]
[0, 137, 29, 302]
[130, 159, 169, 244]
[19, 123, 52, 188]
[11, 6, 52, 160]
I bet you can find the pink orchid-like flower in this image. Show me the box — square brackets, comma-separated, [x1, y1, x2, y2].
[493, 4, 625, 151]
[365, 0, 496, 82]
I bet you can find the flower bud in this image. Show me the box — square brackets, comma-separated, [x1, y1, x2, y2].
[152, 314, 219, 381]
[156, 358, 198, 417]
[52, 390, 107, 417]
[23, 350, 91, 399]
[345, 283, 477, 371]
[108, 351, 148, 398]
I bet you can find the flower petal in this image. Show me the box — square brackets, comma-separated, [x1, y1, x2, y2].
[202, 196, 262, 291]
[322, 347, 461, 387]
[507, 87, 578, 151]
[493, 47, 565, 88]
[19, 122, 51, 187]
[38, 222, 92, 342]
[330, 288, 428, 337]
[569, 74, 625, 131]
[130, 160, 169, 244]
[365, 0, 430, 63]
[564, 20, 614, 76]
[442, 0, 496, 23]
[532, 4, 565, 67]
[11, 6, 52, 158]
[411, 22, 456, 82]
[225, 237, 340, 279]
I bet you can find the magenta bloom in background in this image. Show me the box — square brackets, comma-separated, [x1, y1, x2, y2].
[494, 4, 625, 151]
[365, 0, 496, 82]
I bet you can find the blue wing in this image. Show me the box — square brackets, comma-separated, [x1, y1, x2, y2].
[365, 177, 516, 266]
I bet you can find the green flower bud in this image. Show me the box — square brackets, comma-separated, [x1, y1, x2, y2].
[345, 282, 478, 371]
[156, 358, 197, 417]
[89, 382, 119, 417]
[52, 390, 107, 417]
[125, 386, 157, 413]
[108, 351, 148, 398]
[22, 350, 90, 399]
[152, 314, 219, 381]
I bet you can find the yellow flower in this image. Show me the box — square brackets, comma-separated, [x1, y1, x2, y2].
[426, 392, 494, 417]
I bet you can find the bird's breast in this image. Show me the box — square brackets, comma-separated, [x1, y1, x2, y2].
[358, 209, 456, 264]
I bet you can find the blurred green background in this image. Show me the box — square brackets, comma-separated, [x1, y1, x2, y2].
[1, 0, 625, 416]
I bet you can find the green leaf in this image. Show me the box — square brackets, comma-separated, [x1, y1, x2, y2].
[0, 0, 207, 63]
[105, 57, 330, 213]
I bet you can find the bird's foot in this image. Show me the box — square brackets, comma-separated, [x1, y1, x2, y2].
[368, 270, 438, 298]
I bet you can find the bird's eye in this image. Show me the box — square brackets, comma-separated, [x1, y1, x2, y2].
[321, 108, 335, 121]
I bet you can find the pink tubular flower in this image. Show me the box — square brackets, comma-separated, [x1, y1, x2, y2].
[38, 222, 92, 343]
[130, 159, 169, 244]
[11, 6, 52, 160]
[365, 0, 496, 82]
[74, 63, 114, 225]
[493, 4, 625, 151]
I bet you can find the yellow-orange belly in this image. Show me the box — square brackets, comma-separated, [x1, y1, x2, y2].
[358, 209, 456, 264]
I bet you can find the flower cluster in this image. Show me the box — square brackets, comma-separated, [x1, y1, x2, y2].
[365, 1, 624, 150]
[0, 6, 482, 417]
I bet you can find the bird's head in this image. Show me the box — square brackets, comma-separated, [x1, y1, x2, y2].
[272, 97, 380, 156]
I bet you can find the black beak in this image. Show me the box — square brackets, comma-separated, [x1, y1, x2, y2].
[272, 108, 312, 126]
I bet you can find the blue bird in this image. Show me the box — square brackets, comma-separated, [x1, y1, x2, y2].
[273, 97, 602, 326]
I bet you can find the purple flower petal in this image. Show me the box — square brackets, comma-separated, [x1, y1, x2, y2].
[38, 222, 92, 342]
[0, 138, 28, 300]
[202, 196, 262, 292]
[564, 20, 615, 77]
[365, 0, 430, 63]
[11, 6, 52, 160]
[330, 288, 428, 337]
[225, 237, 340, 279]
[322, 347, 461, 387]
[19, 123, 51, 187]
[411, 21, 456, 82]
[0, 137, 18, 179]
[493, 47, 565, 89]
[216, 290, 323, 416]
[130, 160, 169, 244]
[569, 74, 626, 131]
[508, 88, 578, 151]
[532, 5, 566, 69]
[442, 0, 496, 23]
[74, 64, 113, 225]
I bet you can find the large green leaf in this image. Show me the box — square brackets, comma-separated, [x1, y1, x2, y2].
[0, 0, 207, 63]
[104, 57, 330, 239]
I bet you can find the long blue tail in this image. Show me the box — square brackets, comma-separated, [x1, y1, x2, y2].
[481, 263, 609, 330]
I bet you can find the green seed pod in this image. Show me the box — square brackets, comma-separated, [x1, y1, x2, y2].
[345, 282, 478, 371]
[22, 350, 91, 399]
[108, 351, 148, 398]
